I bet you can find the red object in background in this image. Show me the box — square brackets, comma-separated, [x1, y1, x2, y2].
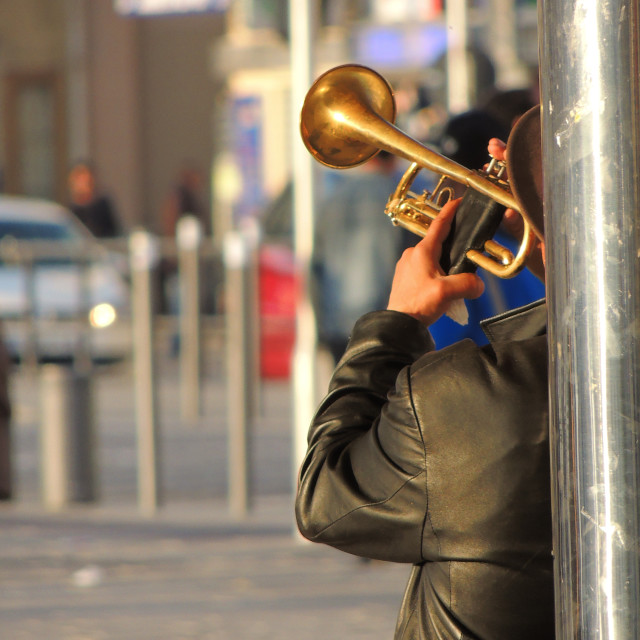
[259, 245, 297, 379]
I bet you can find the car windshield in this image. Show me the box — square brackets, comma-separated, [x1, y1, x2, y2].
[0, 220, 81, 241]
[0, 219, 86, 266]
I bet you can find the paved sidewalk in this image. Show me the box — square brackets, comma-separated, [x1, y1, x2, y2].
[1, 363, 410, 639]
[0, 496, 408, 640]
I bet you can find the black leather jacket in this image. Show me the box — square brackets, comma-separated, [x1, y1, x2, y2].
[296, 301, 554, 639]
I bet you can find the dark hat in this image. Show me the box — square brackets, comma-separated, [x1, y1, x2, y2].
[506, 104, 544, 239]
[440, 109, 510, 170]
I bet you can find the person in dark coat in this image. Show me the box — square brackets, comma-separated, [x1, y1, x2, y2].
[295, 109, 554, 639]
[68, 161, 121, 238]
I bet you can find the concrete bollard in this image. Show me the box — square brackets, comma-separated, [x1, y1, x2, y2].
[176, 215, 202, 423]
[129, 230, 162, 515]
[223, 230, 258, 518]
[40, 364, 96, 510]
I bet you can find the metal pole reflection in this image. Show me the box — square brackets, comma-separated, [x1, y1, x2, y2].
[539, 1, 640, 637]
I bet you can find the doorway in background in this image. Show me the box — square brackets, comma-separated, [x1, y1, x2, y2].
[4, 71, 66, 202]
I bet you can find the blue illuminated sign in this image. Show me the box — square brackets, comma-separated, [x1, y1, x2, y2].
[354, 24, 448, 68]
[114, 0, 229, 16]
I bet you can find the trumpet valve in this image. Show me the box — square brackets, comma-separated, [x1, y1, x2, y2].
[485, 156, 508, 181]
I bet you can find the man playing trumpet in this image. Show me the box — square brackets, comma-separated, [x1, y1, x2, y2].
[295, 107, 553, 639]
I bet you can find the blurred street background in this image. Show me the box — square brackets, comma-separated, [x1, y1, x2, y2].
[2, 345, 410, 639]
[0, 1, 541, 638]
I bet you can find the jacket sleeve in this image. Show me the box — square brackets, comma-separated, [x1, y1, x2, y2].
[295, 310, 436, 563]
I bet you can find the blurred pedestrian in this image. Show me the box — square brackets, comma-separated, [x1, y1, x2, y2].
[68, 161, 122, 238]
[439, 109, 509, 171]
[311, 151, 405, 364]
[160, 163, 207, 351]
[162, 163, 206, 239]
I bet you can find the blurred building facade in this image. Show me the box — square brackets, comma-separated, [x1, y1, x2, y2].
[0, 0, 538, 236]
[0, 0, 225, 233]
[211, 0, 539, 238]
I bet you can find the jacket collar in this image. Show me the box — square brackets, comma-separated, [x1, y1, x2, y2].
[481, 299, 547, 344]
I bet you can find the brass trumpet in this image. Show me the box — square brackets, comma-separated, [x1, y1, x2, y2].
[300, 64, 538, 278]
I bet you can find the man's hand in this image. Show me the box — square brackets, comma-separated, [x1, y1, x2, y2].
[387, 198, 485, 326]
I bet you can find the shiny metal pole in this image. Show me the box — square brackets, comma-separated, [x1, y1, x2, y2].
[539, 1, 640, 637]
[289, 0, 319, 515]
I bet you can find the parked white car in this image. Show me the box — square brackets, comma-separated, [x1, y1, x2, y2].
[0, 195, 131, 363]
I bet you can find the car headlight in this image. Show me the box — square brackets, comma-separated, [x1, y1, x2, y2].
[89, 303, 117, 328]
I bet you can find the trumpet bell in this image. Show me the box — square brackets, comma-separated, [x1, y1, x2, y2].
[300, 64, 396, 169]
